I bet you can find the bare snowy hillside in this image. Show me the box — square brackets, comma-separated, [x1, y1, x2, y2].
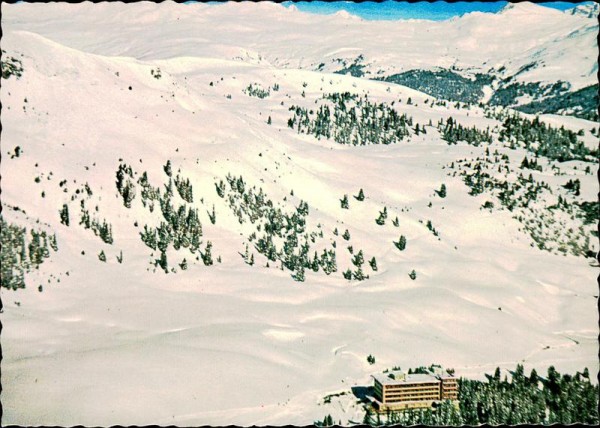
[1, 2, 598, 426]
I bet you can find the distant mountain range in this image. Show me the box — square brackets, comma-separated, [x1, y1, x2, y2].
[4, 1, 598, 119]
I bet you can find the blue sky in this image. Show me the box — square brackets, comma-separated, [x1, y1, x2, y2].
[279, 1, 589, 21]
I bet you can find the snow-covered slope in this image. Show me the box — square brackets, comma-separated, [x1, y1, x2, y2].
[1, 2, 598, 426]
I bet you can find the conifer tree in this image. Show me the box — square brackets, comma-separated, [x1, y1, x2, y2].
[437, 183, 447, 198]
[394, 235, 407, 251]
[140, 225, 157, 250]
[311, 251, 320, 272]
[355, 188, 365, 201]
[215, 180, 225, 198]
[353, 266, 368, 281]
[174, 175, 193, 203]
[122, 180, 136, 208]
[340, 194, 349, 209]
[165, 178, 174, 198]
[291, 265, 305, 282]
[98, 221, 114, 245]
[60, 204, 70, 226]
[208, 205, 216, 224]
[352, 250, 364, 268]
[156, 251, 168, 273]
[375, 206, 388, 225]
[164, 160, 172, 177]
[202, 241, 213, 266]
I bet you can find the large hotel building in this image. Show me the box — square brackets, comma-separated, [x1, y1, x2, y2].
[370, 370, 459, 411]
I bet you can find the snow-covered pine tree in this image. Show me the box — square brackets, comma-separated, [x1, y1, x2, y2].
[394, 235, 407, 251]
[291, 265, 305, 282]
[202, 241, 213, 266]
[163, 160, 172, 177]
[375, 207, 388, 225]
[437, 183, 447, 198]
[59, 204, 70, 226]
[355, 188, 365, 201]
[352, 250, 364, 267]
[208, 205, 216, 224]
[156, 251, 168, 273]
[340, 194, 349, 209]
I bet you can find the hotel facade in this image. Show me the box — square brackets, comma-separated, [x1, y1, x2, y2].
[371, 370, 459, 411]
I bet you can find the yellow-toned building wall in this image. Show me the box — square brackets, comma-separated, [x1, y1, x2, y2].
[383, 383, 441, 403]
[373, 376, 459, 412]
[440, 379, 458, 400]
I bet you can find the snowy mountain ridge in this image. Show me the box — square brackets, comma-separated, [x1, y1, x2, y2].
[567, 2, 600, 18]
[2, 1, 597, 91]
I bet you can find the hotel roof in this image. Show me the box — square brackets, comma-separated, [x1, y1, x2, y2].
[372, 371, 456, 385]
